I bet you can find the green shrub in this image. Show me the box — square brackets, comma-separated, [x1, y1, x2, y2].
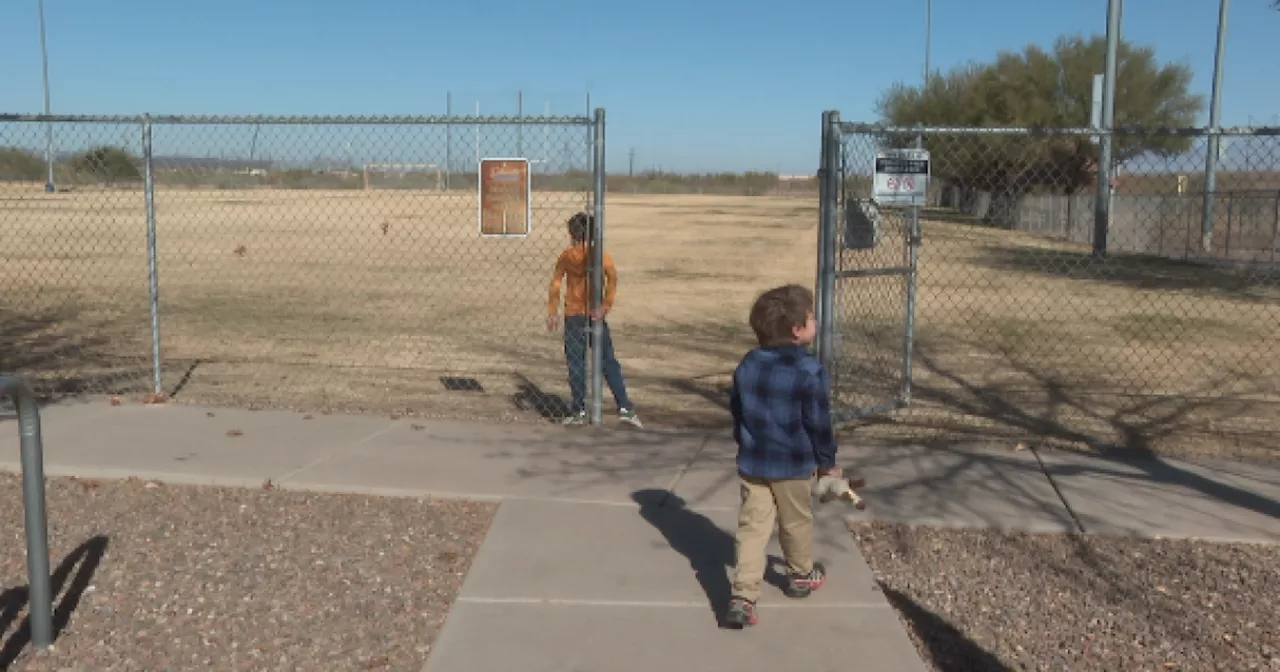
[67, 146, 142, 184]
[0, 147, 45, 181]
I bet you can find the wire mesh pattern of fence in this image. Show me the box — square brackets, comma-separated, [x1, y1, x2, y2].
[820, 118, 1280, 459]
[0, 113, 606, 422]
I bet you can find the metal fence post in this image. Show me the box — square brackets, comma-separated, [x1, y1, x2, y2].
[589, 108, 607, 425]
[445, 92, 452, 191]
[2, 376, 54, 649]
[814, 112, 844, 378]
[1272, 191, 1279, 268]
[902, 132, 924, 406]
[1225, 195, 1234, 259]
[143, 115, 163, 396]
[815, 111, 840, 374]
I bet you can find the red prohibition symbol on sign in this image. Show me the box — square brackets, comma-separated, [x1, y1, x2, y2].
[885, 176, 916, 191]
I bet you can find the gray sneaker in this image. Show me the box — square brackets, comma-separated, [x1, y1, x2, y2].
[618, 408, 643, 429]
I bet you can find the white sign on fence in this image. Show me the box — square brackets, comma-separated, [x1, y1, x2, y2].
[872, 148, 930, 206]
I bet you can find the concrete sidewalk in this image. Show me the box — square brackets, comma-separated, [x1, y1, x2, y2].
[3, 399, 1280, 671]
[0, 400, 928, 671]
[5, 401, 1277, 543]
[425, 495, 926, 672]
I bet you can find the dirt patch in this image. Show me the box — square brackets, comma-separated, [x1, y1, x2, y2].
[852, 522, 1280, 671]
[0, 473, 496, 670]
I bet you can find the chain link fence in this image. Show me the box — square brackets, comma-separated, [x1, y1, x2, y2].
[818, 114, 1280, 459]
[1, 112, 609, 422]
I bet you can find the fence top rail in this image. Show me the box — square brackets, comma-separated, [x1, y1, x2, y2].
[837, 122, 1280, 138]
[0, 112, 597, 126]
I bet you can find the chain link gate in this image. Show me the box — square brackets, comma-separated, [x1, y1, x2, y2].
[0, 111, 611, 424]
[814, 112, 1280, 458]
[816, 111, 920, 421]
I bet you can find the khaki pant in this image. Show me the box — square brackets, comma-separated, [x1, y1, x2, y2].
[730, 473, 815, 603]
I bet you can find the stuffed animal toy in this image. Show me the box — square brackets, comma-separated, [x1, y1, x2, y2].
[812, 473, 867, 510]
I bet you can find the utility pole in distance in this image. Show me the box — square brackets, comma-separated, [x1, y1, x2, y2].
[629, 148, 635, 177]
[38, 0, 55, 193]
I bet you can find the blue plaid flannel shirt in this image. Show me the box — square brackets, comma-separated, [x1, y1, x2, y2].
[730, 344, 838, 480]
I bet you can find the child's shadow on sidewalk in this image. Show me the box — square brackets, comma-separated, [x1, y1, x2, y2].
[632, 488, 787, 628]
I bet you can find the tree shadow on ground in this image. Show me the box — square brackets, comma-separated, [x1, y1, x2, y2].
[0, 304, 152, 407]
[973, 244, 1280, 303]
[843, 333, 1280, 528]
[0, 535, 110, 667]
[878, 583, 1012, 672]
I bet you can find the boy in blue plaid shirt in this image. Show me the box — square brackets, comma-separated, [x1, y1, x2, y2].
[725, 284, 840, 628]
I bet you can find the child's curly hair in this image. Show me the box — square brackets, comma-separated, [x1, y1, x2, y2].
[749, 284, 814, 347]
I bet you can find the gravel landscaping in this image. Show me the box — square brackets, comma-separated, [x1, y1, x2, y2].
[0, 473, 496, 671]
[852, 522, 1280, 672]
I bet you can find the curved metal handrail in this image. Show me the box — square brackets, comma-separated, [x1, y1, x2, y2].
[1, 376, 53, 648]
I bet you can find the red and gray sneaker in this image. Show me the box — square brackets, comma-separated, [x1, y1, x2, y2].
[784, 562, 827, 598]
[724, 596, 758, 628]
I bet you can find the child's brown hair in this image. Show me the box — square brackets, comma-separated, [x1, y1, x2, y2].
[749, 284, 814, 348]
[567, 212, 592, 244]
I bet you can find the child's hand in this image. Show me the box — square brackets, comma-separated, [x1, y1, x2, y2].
[589, 307, 608, 321]
[819, 466, 843, 479]
[546, 315, 561, 332]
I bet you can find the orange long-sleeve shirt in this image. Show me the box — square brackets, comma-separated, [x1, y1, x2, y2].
[547, 245, 617, 317]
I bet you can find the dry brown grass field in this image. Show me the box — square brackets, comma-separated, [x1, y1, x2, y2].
[837, 207, 1280, 460]
[2, 183, 1278, 458]
[0, 185, 813, 428]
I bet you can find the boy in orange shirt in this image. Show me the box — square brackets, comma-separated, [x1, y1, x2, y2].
[546, 212, 642, 428]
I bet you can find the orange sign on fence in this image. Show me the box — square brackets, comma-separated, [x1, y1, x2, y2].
[478, 158, 531, 237]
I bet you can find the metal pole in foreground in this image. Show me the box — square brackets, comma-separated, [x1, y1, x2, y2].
[1092, 0, 1122, 259]
[590, 109, 607, 426]
[143, 116, 163, 395]
[2, 376, 53, 649]
[815, 111, 839, 374]
[1201, 0, 1231, 253]
[38, 0, 55, 193]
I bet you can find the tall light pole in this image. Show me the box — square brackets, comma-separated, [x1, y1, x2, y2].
[924, 0, 932, 86]
[915, 0, 932, 151]
[38, 0, 55, 193]
[1200, 0, 1230, 253]
[1092, 0, 1122, 259]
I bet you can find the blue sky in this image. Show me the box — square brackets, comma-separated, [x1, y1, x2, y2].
[0, 0, 1277, 173]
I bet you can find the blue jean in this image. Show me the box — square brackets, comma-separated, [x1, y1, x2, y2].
[564, 315, 633, 414]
